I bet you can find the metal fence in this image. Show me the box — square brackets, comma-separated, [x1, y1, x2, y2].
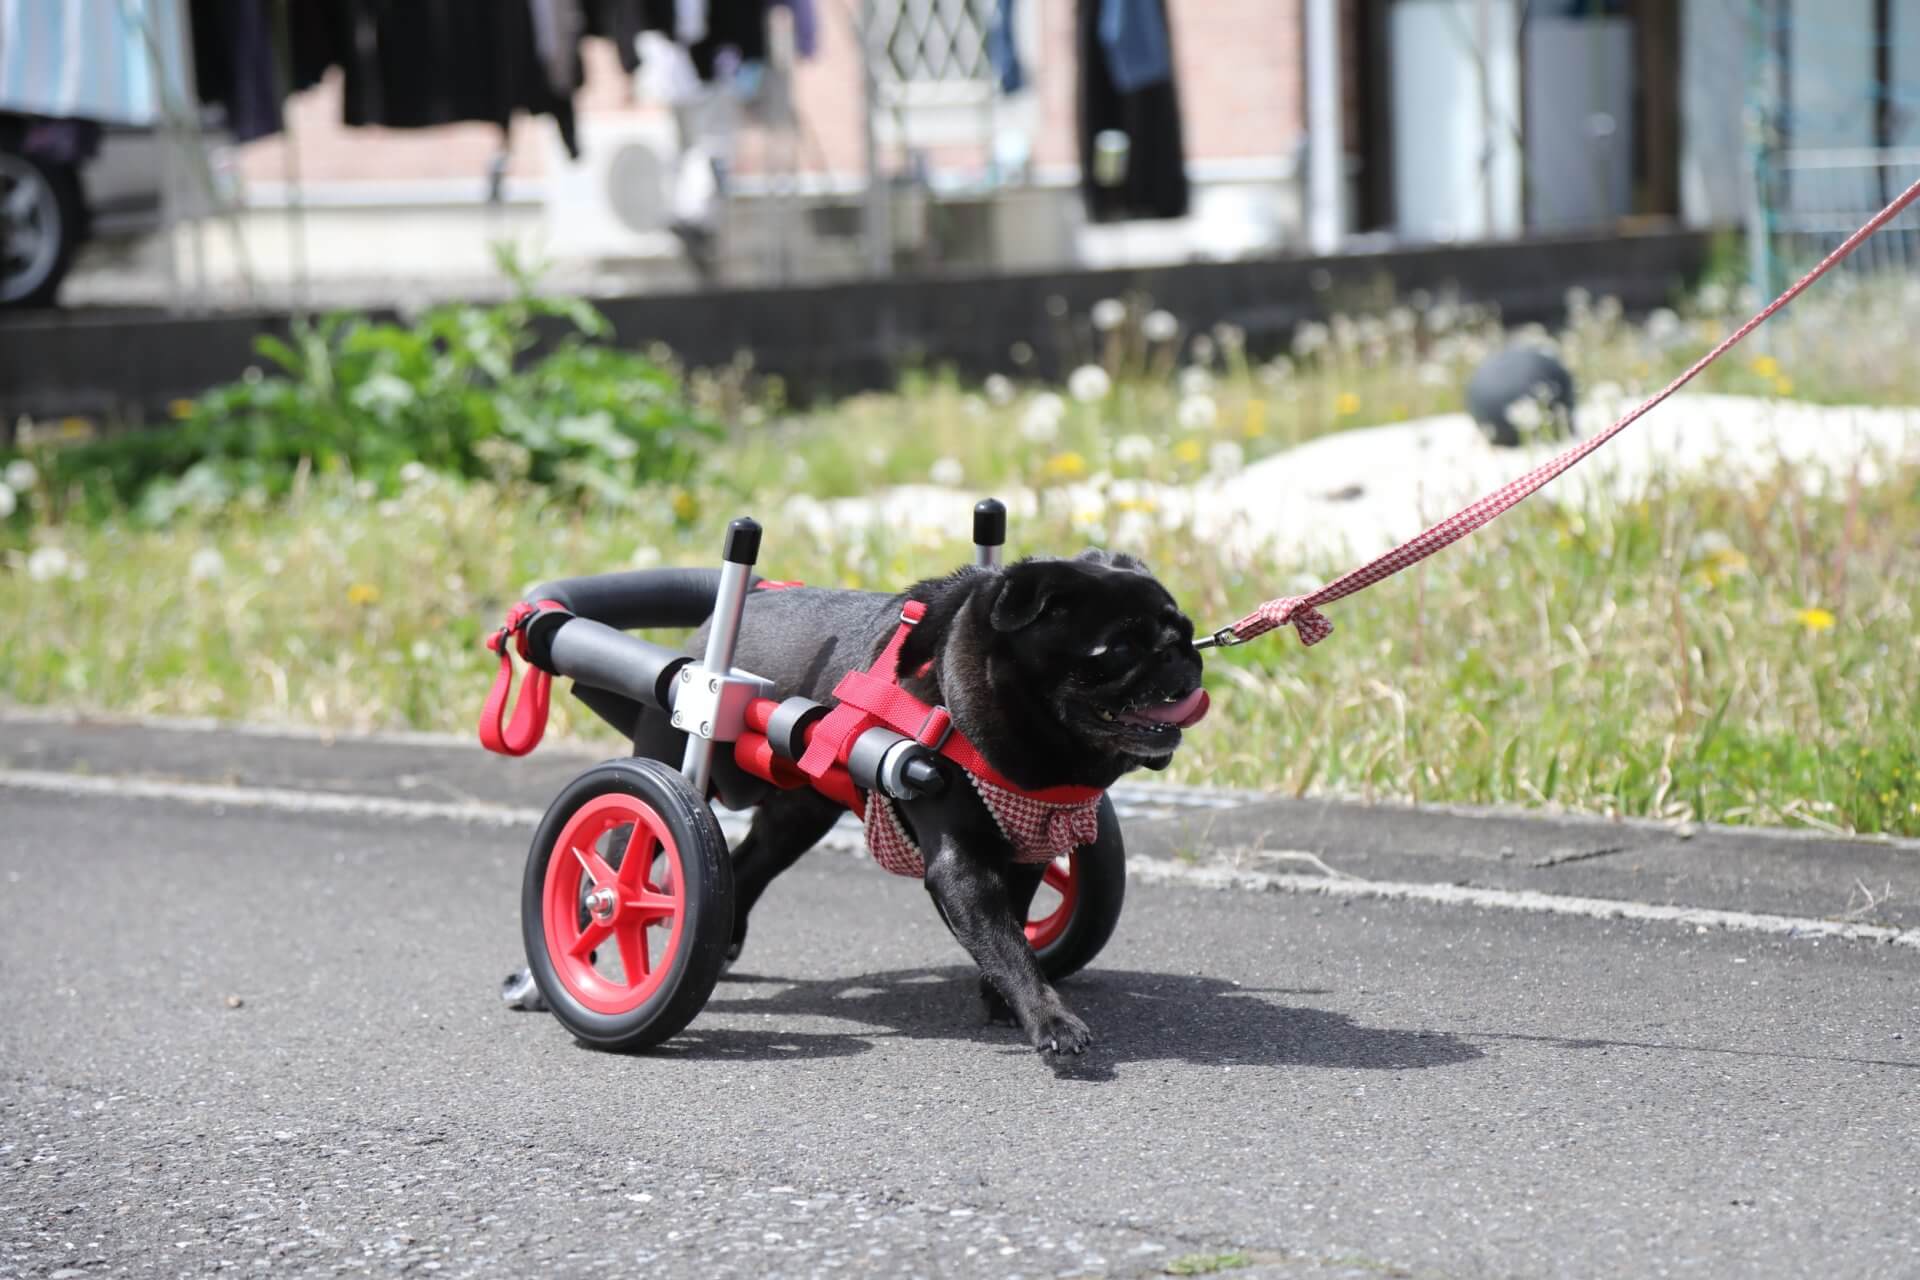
[1758, 146, 1920, 285]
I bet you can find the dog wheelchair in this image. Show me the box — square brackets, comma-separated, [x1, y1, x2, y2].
[478, 501, 1128, 1051]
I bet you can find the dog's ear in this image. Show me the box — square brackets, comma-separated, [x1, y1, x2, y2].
[896, 568, 985, 676]
[988, 558, 1081, 632]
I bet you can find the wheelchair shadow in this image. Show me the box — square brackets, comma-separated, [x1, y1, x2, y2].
[685, 966, 1483, 1081]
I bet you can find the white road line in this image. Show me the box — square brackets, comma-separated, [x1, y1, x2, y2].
[1129, 857, 1920, 951]
[0, 706, 1265, 811]
[5, 767, 1914, 952]
[0, 768, 549, 827]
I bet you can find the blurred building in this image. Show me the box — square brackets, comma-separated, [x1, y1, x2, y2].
[3, 0, 1915, 308]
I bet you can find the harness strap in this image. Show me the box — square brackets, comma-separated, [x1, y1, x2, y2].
[796, 599, 1103, 806]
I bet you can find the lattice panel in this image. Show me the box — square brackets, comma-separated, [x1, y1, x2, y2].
[871, 0, 994, 84]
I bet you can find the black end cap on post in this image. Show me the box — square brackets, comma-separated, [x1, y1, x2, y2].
[972, 498, 1006, 548]
[723, 517, 762, 566]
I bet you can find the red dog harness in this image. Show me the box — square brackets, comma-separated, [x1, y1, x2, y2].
[796, 601, 1105, 878]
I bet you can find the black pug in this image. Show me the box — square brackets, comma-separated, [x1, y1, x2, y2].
[701, 549, 1206, 1060]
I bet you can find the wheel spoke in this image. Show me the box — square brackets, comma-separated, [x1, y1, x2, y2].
[623, 888, 677, 923]
[568, 918, 612, 960]
[3, 181, 36, 221]
[572, 843, 621, 889]
[614, 921, 650, 982]
[1042, 862, 1072, 896]
[615, 829, 661, 893]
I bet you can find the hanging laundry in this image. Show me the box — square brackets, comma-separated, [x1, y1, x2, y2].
[1098, 0, 1170, 94]
[584, 0, 650, 73]
[686, 1, 768, 82]
[771, 0, 816, 60]
[529, 0, 588, 100]
[988, 0, 1023, 94]
[0, 0, 194, 127]
[332, 0, 585, 159]
[189, 0, 283, 143]
[1077, 0, 1187, 221]
[674, 0, 707, 45]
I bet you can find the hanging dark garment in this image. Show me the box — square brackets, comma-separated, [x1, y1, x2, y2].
[1076, 0, 1187, 222]
[586, 0, 652, 72]
[337, 0, 583, 158]
[189, 0, 285, 143]
[687, 0, 769, 81]
[285, 0, 355, 95]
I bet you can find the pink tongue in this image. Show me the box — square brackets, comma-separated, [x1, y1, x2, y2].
[1130, 688, 1210, 727]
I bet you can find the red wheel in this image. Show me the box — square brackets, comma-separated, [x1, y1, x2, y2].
[541, 793, 686, 1015]
[1024, 795, 1126, 982]
[1024, 854, 1081, 953]
[523, 759, 733, 1050]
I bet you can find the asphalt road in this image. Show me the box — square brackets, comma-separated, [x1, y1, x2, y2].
[3, 719, 1918, 1279]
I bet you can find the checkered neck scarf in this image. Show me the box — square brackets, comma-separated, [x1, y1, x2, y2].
[864, 771, 1104, 879]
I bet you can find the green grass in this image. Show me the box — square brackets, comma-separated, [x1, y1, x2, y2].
[1163, 1252, 1256, 1277]
[4, 284, 1918, 838]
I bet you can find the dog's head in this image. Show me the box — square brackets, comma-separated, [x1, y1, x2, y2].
[899, 551, 1208, 787]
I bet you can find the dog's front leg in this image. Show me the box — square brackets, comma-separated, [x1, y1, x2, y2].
[922, 837, 1092, 1058]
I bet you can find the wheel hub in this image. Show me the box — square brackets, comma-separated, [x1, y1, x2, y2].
[585, 886, 618, 923]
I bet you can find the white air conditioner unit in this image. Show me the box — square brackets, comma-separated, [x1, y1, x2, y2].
[542, 115, 681, 261]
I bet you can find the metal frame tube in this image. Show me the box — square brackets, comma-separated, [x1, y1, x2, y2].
[681, 554, 757, 795]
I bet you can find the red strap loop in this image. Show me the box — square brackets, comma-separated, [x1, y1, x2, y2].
[476, 601, 565, 757]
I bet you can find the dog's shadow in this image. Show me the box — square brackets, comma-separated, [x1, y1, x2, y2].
[687, 966, 1483, 1081]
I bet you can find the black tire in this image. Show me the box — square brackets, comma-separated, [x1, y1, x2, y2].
[0, 145, 82, 310]
[1029, 794, 1126, 982]
[522, 758, 734, 1051]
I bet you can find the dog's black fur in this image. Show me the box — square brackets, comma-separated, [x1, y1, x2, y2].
[683, 550, 1205, 1061]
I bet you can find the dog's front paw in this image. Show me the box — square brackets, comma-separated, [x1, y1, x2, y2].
[1030, 1010, 1093, 1057]
[978, 978, 1019, 1027]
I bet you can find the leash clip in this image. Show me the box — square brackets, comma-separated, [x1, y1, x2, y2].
[1194, 625, 1248, 651]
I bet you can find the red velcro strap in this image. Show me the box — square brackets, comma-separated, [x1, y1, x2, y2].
[795, 699, 873, 777]
[914, 705, 952, 748]
[476, 600, 564, 757]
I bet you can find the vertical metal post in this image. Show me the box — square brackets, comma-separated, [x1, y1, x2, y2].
[972, 498, 1006, 567]
[1474, 0, 1496, 236]
[859, 0, 890, 277]
[681, 518, 761, 796]
[1305, 0, 1346, 254]
[1744, 0, 1776, 311]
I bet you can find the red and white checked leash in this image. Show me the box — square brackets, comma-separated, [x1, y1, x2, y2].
[1197, 175, 1920, 652]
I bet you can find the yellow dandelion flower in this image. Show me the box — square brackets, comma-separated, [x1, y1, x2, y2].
[1173, 439, 1204, 464]
[1773, 375, 1794, 397]
[347, 583, 382, 607]
[168, 398, 196, 420]
[1243, 400, 1268, 439]
[670, 488, 699, 522]
[59, 416, 94, 437]
[1334, 392, 1361, 416]
[1043, 451, 1087, 480]
[1794, 607, 1835, 633]
[1750, 355, 1779, 379]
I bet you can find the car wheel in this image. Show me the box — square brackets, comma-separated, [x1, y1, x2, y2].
[0, 145, 82, 309]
